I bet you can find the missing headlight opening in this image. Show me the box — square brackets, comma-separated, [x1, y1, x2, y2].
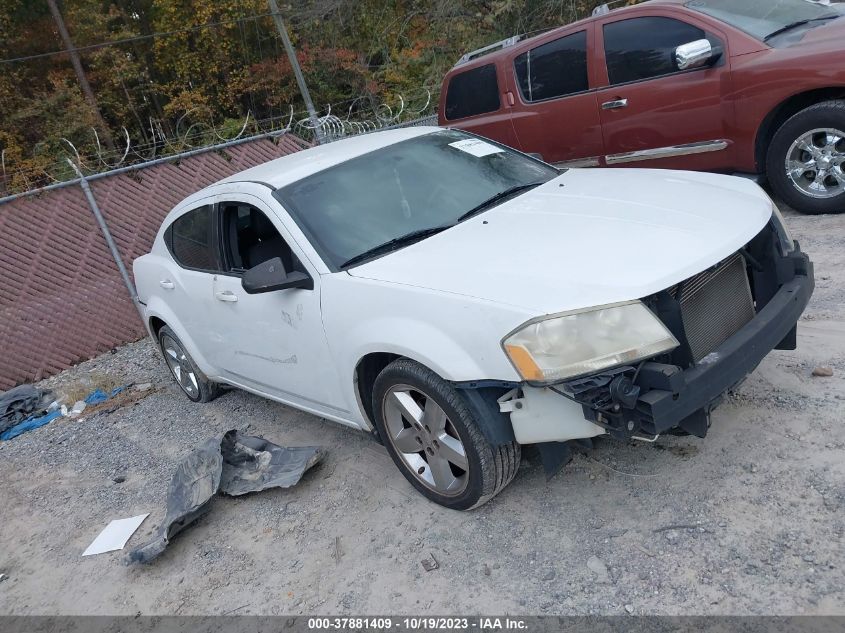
[500, 216, 813, 452]
[537, 221, 813, 442]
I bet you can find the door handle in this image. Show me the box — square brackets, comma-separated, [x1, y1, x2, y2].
[215, 291, 238, 303]
[602, 98, 628, 110]
[159, 279, 175, 290]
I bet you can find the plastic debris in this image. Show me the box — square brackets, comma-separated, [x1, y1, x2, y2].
[127, 430, 322, 564]
[0, 385, 52, 436]
[82, 514, 150, 556]
[1, 385, 125, 441]
[0, 410, 64, 442]
[85, 386, 125, 405]
[421, 553, 439, 572]
[64, 400, 87, 418]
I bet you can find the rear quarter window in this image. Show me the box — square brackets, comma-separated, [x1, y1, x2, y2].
[167, 205, 217, 271]
[445, 64, 501, 121]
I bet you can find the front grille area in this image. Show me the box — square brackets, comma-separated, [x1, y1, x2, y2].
[671, 253, 755, 363]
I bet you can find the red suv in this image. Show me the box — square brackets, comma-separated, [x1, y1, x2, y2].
[438, 0, 845, 214]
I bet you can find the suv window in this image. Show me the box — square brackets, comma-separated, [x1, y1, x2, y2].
[219, 203, 301, 274]
[603, 17, 707, 85]
[169, 205, 216, 271]
[514, 30, 589, 102]
[444, 64, 500, 120]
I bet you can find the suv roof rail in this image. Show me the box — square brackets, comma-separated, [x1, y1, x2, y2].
[454, 36, 522, 67]
[593, 0, 630, 16]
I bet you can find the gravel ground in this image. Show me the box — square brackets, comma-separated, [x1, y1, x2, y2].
[0, 201, 843, 616]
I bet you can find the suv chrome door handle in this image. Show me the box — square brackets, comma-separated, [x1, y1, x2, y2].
[215, 290, 238, 303]
[159, 279, 175, 289]
[602, 98, 628, 110]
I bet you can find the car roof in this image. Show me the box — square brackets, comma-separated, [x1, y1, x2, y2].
[217, 126, 440, 190]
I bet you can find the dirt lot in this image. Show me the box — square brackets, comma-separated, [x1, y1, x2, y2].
[0, 202, 843, 616]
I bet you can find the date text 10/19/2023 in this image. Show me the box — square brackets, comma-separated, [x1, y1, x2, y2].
[307, 618, 529, 630]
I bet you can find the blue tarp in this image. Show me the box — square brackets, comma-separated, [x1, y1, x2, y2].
[0, 386, 125, 441]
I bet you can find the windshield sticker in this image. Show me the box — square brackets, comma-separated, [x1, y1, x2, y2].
[448, 139, 505, 158]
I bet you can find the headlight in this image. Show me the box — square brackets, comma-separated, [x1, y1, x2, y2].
[502, 301, 679, 384]
[771, 203, 795, 254]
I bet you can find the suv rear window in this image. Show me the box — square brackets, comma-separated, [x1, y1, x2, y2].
[444, 64, 500, 120]
[603, 17, 706, 85]
[514, 31, 589, 102]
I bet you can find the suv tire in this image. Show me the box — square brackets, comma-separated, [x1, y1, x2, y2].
[372, 358, 520, 510]
[158, 326, 221, 402]
[767, 100, 845, 215]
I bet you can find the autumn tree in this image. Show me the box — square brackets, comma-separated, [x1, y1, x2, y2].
[0, 0, 617, 192]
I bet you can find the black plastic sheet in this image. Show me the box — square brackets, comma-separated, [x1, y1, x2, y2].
[0, 385, 50, 436]
[127, 430, 322, 564]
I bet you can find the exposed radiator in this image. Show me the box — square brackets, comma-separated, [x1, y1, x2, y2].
[672, 253, 755, 363]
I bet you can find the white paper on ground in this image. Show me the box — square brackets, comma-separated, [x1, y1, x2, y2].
[448, 139, 505, 158]
[82, 513, 149, 556]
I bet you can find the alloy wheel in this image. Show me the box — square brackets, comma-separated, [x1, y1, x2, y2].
[785, 128, 845, 199]
[161, 335, 199, 398]
[382, 384, 469, 496]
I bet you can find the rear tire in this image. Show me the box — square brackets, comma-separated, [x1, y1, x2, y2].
[767, 100, 845, 215]
[372, 358, 520, 510]
[158, 326, 220, 403]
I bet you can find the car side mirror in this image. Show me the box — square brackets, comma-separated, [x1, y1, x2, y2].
[241, 257, 313, 294]
[675, 39, 716, 71]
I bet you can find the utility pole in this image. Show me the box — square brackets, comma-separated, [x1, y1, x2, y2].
[267, 0, 325, 144]
[47, 0, 115, 152]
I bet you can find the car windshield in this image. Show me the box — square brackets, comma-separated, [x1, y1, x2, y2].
[686, 0, 845, 41]
[274, 130, 559, 269]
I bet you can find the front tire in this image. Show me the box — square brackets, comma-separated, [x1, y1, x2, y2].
[158, 326, 220, 403]
[767, 100, 845, 215]
[372, 358, 520, 510]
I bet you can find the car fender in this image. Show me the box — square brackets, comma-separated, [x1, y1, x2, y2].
[345, 315, 504, 384]
[338, 315, 521, 432]
[322, 275, 531, 426]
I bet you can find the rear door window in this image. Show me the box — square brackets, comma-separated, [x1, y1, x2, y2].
[603, 17, 707, 85]
[167, 205, 217, 271]
[514, 30, 589, 102]
[444, 64, 500, 120]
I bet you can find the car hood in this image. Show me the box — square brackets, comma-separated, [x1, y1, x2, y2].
[347, 169, 773, 314]
[801, 15, 845, 45]
[786, 17, 845, 47]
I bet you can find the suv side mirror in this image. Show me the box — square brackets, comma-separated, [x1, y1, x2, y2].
[675, 39, 716, 71]
[242, 257, 313, 294]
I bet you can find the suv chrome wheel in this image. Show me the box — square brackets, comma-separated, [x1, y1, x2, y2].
[786, 128, 845, 199]
[161, 333, 199, 398]
[382, 384, 469, 496]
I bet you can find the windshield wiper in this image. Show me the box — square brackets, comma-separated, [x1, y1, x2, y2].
[455, 182, 546, 223]
[339, 181, 548, 269]
[339, 225, 452, 269]
[764, 15, 839, 41]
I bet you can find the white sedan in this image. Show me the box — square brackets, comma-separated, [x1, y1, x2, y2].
[134, 127, 814, 509]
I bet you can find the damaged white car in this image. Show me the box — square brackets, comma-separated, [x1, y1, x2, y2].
[134, 127, 814, 510]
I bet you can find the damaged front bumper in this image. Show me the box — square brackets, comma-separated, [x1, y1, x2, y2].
[583, 251, 812, 439]
[499, 245, 814, 444]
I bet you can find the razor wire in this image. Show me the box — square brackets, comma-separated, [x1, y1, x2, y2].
[0, 88, 437, 199]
